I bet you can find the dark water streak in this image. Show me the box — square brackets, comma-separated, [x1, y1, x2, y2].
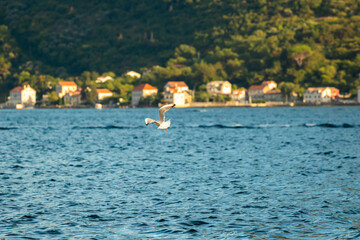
[0, 107, 359, 239]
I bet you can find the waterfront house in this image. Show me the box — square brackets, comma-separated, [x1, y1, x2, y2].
[164, 81, 189, 92]
[163, 81, 192, 106]
[8, 84, 36, 107]
[303, 87, 333, 103]
[131, 83, 158, 106]
[206, 81, 232, 95]
[64, 89, 82, 106]
[328, 87, 340, 99]
[264, 89, 283, 102]
[248, 81, 277, 101]
[56, 81, 78, 98]
[96, 89, 113, 101]
[231, 89, 246, 103]
[358, 86, 360, 103]
[164, 89, 192, 106]
[262, 81, 277, 90]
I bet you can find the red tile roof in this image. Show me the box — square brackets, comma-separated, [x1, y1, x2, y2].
[232, 89, 246, 94]
[10, 86, 24, 93]
[66, 90, 81, 97]
[166, 81, 188, 88]
[248, 85, 265, 91]
[265, 89, 281, 95]
[133, 83, 157, 91]
[96, 89, 112, 94]
[58, 81, 77, 87]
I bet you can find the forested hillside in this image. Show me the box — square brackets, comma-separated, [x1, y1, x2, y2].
[1, 0, 360, 102]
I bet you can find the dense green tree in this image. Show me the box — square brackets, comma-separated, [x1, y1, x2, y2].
[0, 0, 360, 101]
[83, 80, 98, 104]
[279, 82, 296, 102]
[289, 45, 312, 68]
[48, 91, 59, 104]
[139, 92, 163, 107]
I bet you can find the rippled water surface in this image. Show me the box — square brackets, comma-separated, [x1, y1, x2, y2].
[1, 107, 360, 239]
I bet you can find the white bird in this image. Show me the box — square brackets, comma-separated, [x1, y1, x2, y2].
[145, 104, 176, 130]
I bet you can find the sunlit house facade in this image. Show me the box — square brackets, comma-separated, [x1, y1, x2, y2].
[206, 81, 232, 95]
[163, 81, 192, 106]
[131, 83, 158, 106]
[96, 89, 113, 101]
[8, 85, 36, 107]
[56, 81, 78, 98]
[304, 87, 332, 103]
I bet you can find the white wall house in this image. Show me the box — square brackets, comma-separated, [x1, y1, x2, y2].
[206, 81, 232, 95]
[163, 81, 192, 106]
[164, 91, 193, 106]
[64, 89, 82, 106]
[304, 87, 332, 103]
[231, 89, 246, 103]
[262, 81, 277, 91]
[164, 81, 189, 93]
[8, 85, 36, 107]
[131, 83, 158, 106]
[56, 81, 78, 98]
[96, 89, 113, 101]
[358, 86, 360, 103]
[264, 89, 283, 102]
[248, 81, 278, 101]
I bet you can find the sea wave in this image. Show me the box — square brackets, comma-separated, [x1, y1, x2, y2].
[304, 123, 357, 128]
[72, 125, 141, 130]
[198, 124, 252, 129]
[1, 123, 357, 131]
[195, 123, 358, 129]
[0, 127, 18, 130]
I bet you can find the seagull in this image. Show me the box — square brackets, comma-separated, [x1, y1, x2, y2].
[145, 104, 176, 130]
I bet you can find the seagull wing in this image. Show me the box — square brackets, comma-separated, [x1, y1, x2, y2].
[158, 104, 175, 123]
[145, 118, 160, 127]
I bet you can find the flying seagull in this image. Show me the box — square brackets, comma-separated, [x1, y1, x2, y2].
[145, 104, 176, 130]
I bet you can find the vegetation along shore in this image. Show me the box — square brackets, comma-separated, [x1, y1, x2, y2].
[0, 1, 359, 107]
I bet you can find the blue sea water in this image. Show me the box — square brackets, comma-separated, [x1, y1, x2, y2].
[0, 107, 359, 239]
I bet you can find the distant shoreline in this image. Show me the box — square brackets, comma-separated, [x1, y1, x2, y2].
[1, 102, 359, 109]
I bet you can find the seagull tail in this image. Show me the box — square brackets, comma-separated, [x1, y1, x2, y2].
[158, 120, 171, 129]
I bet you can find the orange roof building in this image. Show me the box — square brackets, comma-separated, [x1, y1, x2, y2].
[248, 80, 278, 101]
[8, 85, 36, 107]
[64, 88, 82, 106]
[96, 89, 112, 94]
[163, 81, 192, 106]
[328, 87, 340, 98]
[96, 89, 113, 101]
[248, 85, 265, 91]
[58, 81, 77, 87]
[232, 88, 246, 103]
[56, 81, 78, 98]
[304, 87, 337, 103]
[10, 86, 24, 93]
[132, 83, 158, 91]
[131, 83, 158, 106]
[165, 81, 189, 89]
